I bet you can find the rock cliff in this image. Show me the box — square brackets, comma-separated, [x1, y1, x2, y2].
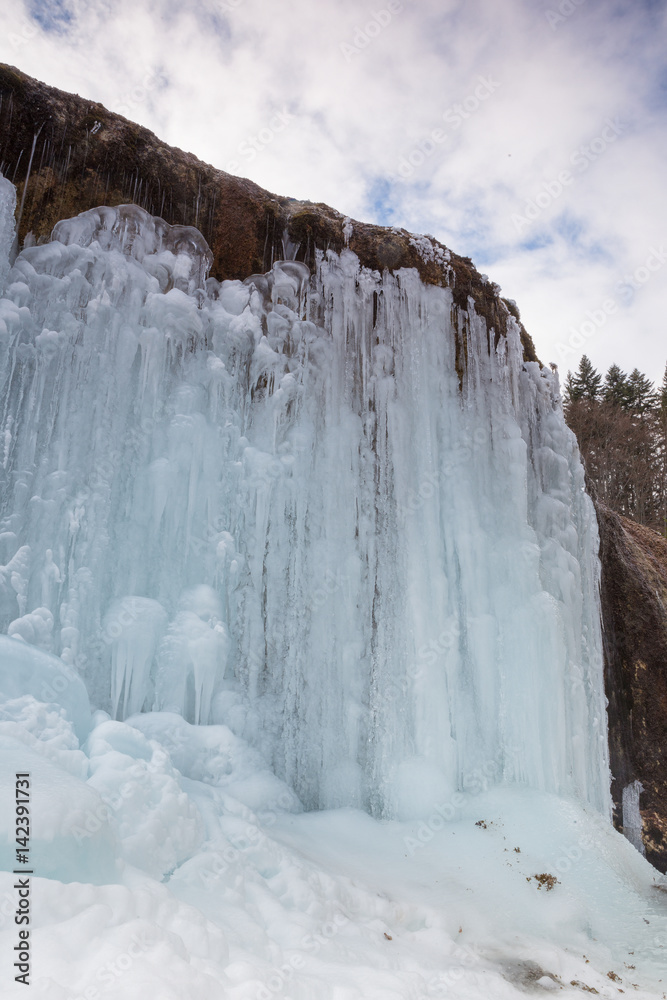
[0, 62, 537, 365]
[598, 502, 667, 871]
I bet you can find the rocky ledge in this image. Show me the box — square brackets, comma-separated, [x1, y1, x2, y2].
[0, 62, 537, 364]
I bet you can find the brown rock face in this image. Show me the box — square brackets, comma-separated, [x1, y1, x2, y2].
[0, 62, 538, 363]
[597, 502, 667, 870]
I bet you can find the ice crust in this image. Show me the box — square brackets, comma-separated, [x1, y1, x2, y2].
[2, 184, 664, 998]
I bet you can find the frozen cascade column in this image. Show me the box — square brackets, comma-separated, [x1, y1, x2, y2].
[282, 250, 611, 818]
[0, 174, 16, 292]
[0, 194, 611, 820]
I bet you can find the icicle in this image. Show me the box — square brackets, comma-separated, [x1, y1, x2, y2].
[0, 173, 16, 291]
[622, 779, 645, 854]
[11, 125, 43, 264]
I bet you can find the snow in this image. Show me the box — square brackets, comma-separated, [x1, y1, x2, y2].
[0, 716, 665, 997]
[0, 734, 118, 885]
[408, 232, 451, 270]
[0, 180, 664, 997]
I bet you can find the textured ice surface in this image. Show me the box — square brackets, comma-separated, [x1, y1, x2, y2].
[0, 694, 86, 778]
[85, 719, 204, 880]
[3, 182, 661, 998]
[0, 635, 91, 740]
[0, 735, 117, 884]
[52, 203, 214, 293]
[623, 779, 646, 855]
[0, 197, 609, 819]
[0, 175, 15, 293]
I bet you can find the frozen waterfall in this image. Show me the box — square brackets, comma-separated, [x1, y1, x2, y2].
[0, 175, 610, 819]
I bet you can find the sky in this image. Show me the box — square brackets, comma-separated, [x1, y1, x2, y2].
[1, 0, 666, 384]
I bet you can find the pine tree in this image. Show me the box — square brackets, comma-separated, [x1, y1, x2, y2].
[563, 370, 577, 405]
[565, 355, 601, 403]
[658, 362, 667, 417]
[565, 358, 667, 533]
[602, 364, 629, 409]
[656, 363, 667, 536]
[626, 368, 656, 415]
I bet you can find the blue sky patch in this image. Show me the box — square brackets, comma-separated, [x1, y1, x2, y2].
[28, 0, 73, 33]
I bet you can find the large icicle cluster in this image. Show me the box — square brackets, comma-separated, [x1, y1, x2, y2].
[0, 181, 610, 818]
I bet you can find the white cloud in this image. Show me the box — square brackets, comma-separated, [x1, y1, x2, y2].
[2, 0, 666, 382]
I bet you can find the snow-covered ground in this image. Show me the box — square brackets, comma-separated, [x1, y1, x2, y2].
[0, 666, 665, 999]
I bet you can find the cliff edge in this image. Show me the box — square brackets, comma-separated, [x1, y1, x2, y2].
[0, 62, 538, 364]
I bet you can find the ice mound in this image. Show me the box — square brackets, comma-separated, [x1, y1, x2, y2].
[85, 718, 204, 880]
[0, 694, 87, 778]
[0, 635, 91, 741]
[0, 736, 117, 884]
[0, 727, 663, 998]
[125, 711, 302, 815]
[0, 871, 229, 998]
[51, 202, 214, 293]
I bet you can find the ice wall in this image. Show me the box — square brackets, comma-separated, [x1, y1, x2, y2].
[0, 194, 611, 818]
